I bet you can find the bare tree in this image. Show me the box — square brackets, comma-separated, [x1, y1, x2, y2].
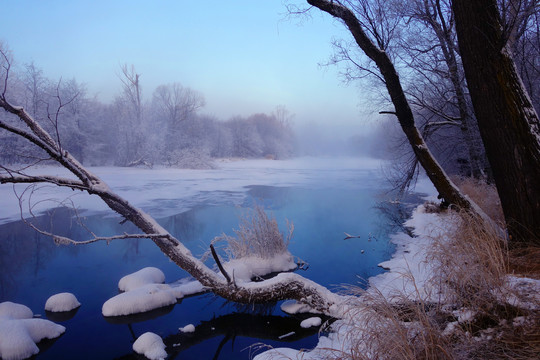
[452, 0, 540, 244]
[305, 0, 483, 215]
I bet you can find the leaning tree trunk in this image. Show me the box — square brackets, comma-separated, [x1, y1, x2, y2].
[307, 0, 479, 212]
[452, 0, 540, 244]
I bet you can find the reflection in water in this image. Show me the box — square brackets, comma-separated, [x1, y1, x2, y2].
[0, 183, 420, 359]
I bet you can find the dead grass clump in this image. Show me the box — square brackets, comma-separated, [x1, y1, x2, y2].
[508, 245, 540, 279]
[429, 211, 510, 312]
[336, 288, 454, 360]
[451, 176, 505, 225]
[213, 205, 293, 259]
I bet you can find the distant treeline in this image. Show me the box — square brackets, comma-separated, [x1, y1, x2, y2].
[0, 64, 295, 169]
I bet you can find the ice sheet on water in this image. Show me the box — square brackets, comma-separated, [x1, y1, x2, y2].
[0, 157, 385, 225]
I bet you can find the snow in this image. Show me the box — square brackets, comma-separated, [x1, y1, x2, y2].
[223, 252, 297, 282]
[281, 300, 321, 315]
[44, 293, 80, 312]
[255, 190, 451, 360]
[132, 332, 167, 360]
[300, 317, 322, 328]
[170, 279, 205, 296]
[0, 157, 383, 225]
[103, 268, 183, 317]
[0, 302, 33, 321]
[179, 324, 195, 333]
[103, 283, 183, 317]
[118, 267, 165, 292]
[0, 302, 65, 360]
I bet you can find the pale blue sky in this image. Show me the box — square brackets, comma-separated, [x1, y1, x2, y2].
[1, 0, 371, 127]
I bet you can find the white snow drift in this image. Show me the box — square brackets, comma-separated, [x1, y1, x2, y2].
[102, 267, 183, 317]
[44, 293, 81, 312]
[0, 302, 65, 360]
[133, 332, 167, 360]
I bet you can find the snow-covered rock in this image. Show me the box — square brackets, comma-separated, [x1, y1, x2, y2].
[45, 292, 81, 312]
[300, 317, 322, 329]
[0, 302, 33, 321]
[0, 302, 65, 360]
[179, 324, 195, 333]
[102, 283, 183, 317]
[118, 267, 165, 292]
[132, 332, 167, 360]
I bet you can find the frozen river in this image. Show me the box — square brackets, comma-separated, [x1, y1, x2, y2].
[0, 157, 428, 359]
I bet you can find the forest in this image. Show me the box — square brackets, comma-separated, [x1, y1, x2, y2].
[0, 63, 296, 168]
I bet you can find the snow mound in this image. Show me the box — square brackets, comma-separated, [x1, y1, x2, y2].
[0, 302, 33, 320]
[171, 278, 205, 296]
[179, 324, 195, 333]
[281, 300, 319, 315]
[102, 283, 183, 317]
[0, 303, 65, 360]
[300, 317, 322, 328]
[223, 253, 297, 282]
[133, 332, 167, 360]
[118, 267, 165, 292]
[45, 293, 81, 312]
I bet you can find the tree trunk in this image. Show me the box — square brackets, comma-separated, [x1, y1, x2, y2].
[307, 0, 478, 211]
[452, 0, 540, 244]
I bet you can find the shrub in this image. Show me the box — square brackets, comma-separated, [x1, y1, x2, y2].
[214, 205, 293, 260]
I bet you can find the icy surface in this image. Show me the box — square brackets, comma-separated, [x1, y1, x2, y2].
[44, 293, 80, 312]
[132, 332, 167, 360]
[0, 157, 383, 225]
[179, 324, 195, 333]
[118, 267, 165, 292]
[0, 302, 65, 360]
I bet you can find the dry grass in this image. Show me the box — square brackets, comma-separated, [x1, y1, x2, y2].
[329, 178, 540, 360]
[334, 287, 454, 360]
[213, 204, 293, 260]
[451, 176, 505, 225]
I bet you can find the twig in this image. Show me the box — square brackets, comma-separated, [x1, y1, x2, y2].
[210, 244, 231, 284]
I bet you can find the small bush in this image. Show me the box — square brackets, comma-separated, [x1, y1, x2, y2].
[213, 205, 293, 260]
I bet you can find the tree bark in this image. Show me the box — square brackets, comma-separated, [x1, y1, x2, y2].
[452, 0, 540, 244]
[307, 0, 478, 212]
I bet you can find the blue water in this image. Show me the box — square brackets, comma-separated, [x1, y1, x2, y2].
[0, 178, 422, 359]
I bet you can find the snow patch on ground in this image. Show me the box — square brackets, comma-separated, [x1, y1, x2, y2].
[44, 293, 80, 312]
[0, 302, 65, 360]
[132, 332, 167, 360]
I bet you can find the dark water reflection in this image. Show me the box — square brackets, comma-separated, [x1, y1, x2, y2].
[0, 184, 421, 359]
